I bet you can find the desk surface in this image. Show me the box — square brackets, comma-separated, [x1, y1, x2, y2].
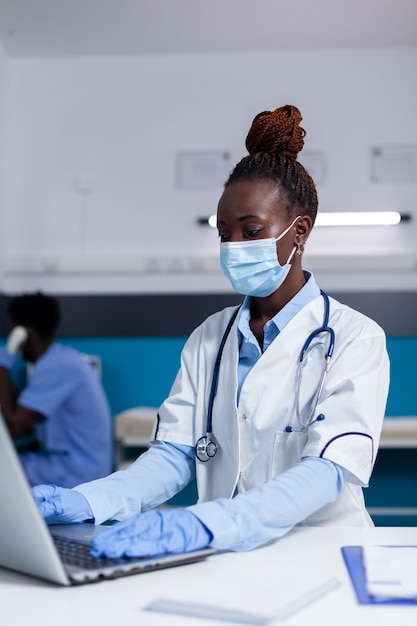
[1, 526, 416, 626]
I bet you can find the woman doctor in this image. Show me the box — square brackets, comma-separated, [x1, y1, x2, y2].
[33, 104, 390, 558]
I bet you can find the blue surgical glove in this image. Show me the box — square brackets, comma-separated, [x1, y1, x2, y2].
[32, 484, 95, 524]
[90, 508, 212, 558]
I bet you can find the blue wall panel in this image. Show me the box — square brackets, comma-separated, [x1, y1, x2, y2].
[384, 336, 417, 416]
[60, 336, 187, 416]
[60, 335, 417, 418]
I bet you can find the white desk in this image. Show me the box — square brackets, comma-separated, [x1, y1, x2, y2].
[1, 526, 416, 626]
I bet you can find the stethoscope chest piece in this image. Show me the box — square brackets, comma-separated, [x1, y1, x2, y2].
[196, 435, 218, 462]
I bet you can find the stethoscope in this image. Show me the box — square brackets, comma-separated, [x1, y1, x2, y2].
[195, 306, 240, 462]
[285, 289, 335, 433]
[195, 290, 335, 462]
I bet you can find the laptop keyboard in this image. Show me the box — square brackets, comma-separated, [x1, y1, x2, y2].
[53, 534, 129, 570]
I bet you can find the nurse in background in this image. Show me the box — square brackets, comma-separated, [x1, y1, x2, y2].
[0, 291, 112, 487]
[33, 105, 389, 557]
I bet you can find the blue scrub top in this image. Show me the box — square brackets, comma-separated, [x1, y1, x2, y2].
[18, 343, 112, 487]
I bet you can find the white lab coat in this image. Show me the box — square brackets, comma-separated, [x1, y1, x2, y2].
[155, 293, 390, 526]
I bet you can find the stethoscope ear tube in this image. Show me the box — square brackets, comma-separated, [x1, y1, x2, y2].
[285, 413, 325, 433]
[291, 291, 334, 432]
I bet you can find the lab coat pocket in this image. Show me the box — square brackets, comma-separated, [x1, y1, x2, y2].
[270, 430, 308, 478]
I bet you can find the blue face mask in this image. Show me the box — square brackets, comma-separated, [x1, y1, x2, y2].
[220, 216, 300, 297]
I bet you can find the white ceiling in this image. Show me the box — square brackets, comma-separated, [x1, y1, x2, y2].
[0, 0, 416, 58]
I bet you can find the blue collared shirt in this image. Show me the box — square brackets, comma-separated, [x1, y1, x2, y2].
[237, 271, 321, 400]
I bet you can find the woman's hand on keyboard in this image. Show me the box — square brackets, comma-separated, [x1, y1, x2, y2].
[32, 484, 95, 524]
[90, 508, 212, 558]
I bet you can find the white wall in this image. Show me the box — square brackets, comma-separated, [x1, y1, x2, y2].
[0, 44, 8, 290]
[3, 48, 417, 294]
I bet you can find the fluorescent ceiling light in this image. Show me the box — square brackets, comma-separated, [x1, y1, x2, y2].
[315, 211, 404, 226]
[199, 211, 410, 228]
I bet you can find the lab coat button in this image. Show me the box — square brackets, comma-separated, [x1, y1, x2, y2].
[241, 413, 247, 420]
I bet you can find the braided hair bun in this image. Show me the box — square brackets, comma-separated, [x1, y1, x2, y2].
[225, 103, 318, 223]
[245, 105, 305, 161]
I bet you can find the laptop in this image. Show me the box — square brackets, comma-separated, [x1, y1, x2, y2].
[0, 412, 215, 586]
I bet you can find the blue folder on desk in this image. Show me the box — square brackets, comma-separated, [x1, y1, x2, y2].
[341, 546, 416, 605]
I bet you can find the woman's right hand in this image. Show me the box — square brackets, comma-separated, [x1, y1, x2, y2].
[32, 484, 95, 524]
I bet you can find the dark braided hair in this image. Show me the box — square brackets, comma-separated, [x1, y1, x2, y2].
[226, 105, 318, 224]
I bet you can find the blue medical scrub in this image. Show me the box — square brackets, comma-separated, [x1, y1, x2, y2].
[17, 343, 112, 488]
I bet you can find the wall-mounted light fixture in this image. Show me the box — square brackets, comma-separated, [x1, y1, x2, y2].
[197, 216, 218, 227]
[198, 211, 411, 228]
[315, 211, 411, 226]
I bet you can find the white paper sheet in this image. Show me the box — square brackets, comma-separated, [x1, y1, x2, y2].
[145, 576, 341, 624]
[363, 545, 417, 600]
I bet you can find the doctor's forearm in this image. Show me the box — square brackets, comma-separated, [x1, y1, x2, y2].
[75, 441, 195, 525]
[189, 457, 345, 551]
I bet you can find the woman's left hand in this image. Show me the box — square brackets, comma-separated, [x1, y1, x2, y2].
[90, 508, 212, 558]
